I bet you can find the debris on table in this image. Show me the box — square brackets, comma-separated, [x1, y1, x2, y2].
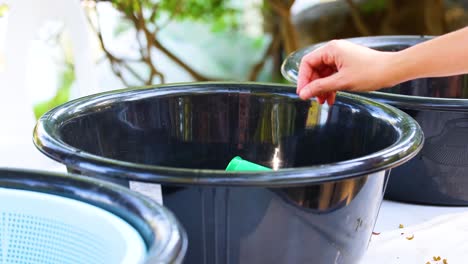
[425, 256, 447, 264]
[399, 224, 404, 228]
[405, 234, 414, 240]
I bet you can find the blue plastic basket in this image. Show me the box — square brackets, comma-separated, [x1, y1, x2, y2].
[0, 169, 187, 264]
[0, 188, 146, 264]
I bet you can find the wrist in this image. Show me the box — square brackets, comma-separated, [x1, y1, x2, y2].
[379, 51, 411, 88]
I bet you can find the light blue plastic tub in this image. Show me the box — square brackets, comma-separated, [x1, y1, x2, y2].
[0, 169, 187, 264]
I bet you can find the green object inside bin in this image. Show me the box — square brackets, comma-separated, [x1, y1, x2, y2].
[225, 156, 272, 171]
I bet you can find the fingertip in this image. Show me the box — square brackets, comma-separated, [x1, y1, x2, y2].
[298, 51, 323, 91]
[326, 92, 337, 105]
[299, 83, 323, 102]
[299, 87, 316, 101]
[326, 97, 333, 105]
[297, 61, 310, 91]
[317, 96, 325, 104]
[299, 89, 308, 100]
[297, 82, 305, 94]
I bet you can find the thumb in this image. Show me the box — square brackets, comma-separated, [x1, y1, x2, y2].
[298, 73, 345, 100]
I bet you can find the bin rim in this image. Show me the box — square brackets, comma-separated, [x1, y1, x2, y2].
[33, 81, 423, 187]
[281, 35, 468, 112]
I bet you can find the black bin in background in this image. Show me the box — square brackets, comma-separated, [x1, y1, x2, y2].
[33, 83, 423, 264]
[282, 35, 468, 205]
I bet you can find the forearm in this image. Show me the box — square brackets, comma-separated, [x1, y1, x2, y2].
[384, 27, 468, 87]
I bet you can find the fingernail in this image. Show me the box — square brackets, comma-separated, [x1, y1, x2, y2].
[297, 84, 305, 94]
[299, 90, 306, 99]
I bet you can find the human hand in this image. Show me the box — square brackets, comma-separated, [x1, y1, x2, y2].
[297, 40, 394, 105]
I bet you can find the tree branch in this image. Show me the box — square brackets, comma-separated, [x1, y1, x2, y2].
[268, 0, 290, 18]
[149, 33, 213, 81]
[86, 8, 146, 85]
[266, 0, 298, 55]
[92, 1, 222, 83]
[148, 3, 160, 23]
[124, 5, 214, 82]
[248, 32, 280, 81]
[135, 13, 166, 83]
[285, 0, 295, 9]
[345, 0, 372, 36]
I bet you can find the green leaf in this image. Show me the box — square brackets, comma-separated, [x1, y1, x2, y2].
[252, 36, 266, 49]
[360, 0, 388, 13]
[157, 0, 241, 30]
[113, 20, 132, 37]
[0, 4, 9, 17]
[33, 65, 74, 119]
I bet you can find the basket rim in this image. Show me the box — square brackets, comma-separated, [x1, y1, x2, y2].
[0, 168, 187, 264]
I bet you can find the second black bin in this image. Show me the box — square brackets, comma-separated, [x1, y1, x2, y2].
[33, 83, 423, 264]
[282, 35, 468, 206]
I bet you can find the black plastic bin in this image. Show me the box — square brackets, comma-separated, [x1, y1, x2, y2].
[282, 35, 468, 205]
[33, 82, 423, 264]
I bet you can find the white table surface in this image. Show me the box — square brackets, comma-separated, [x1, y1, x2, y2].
[374, 200, 468, 232]
[364, 202, 468, 264]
